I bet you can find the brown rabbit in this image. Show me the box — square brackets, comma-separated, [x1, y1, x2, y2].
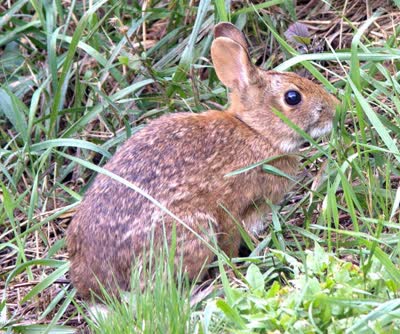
[67, 22, 339, 299]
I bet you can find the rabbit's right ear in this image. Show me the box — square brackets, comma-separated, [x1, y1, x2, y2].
[211, 27, 255, 92]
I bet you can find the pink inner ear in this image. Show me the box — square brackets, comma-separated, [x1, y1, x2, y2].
[211, 37, 254, 91]
[234, 50, 253, 90]
[237, 65, 249, 89]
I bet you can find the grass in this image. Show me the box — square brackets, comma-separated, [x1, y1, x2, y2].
[1, 0, 400, 332]
[82, 240, 197, 334]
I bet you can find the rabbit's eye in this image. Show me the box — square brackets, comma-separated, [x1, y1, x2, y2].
[284, 90, 302, 106]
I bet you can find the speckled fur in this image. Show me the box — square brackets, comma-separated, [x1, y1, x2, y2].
[67, 23, 339, 299]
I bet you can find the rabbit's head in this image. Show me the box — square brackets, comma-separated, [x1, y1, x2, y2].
[211, 22, 339, 152]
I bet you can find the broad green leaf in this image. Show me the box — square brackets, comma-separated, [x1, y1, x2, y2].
[215, 299, 246, 329]
[246, 264, 264, 292]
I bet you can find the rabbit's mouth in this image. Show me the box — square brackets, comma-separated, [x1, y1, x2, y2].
[280, 121, 333, 152]
[279, 138, 305, 152]
[308, 122, 333, 139]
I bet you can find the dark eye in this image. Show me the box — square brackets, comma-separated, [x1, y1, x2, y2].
[284, 90, 302, 106]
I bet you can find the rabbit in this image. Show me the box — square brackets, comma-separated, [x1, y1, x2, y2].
[67, 22, 339, 299]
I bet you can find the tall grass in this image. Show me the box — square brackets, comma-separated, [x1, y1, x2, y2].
[1, 0, 400, 332]
[83, 238, 198, 334]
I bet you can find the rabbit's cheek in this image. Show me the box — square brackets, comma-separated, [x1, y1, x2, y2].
[308, 104, 323, 123]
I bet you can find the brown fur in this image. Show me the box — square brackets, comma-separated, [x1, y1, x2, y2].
[67, 22, 339, 299]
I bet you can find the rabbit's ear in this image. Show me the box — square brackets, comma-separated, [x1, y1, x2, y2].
[214, 22, 248, 51]
[211, 36, 255, 91]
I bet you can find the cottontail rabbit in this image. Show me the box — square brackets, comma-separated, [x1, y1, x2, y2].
[67, 22, 339, 299]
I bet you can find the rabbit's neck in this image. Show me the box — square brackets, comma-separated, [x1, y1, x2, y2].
[227, 110, 288, 155]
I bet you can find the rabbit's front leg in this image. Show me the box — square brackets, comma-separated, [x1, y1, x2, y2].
[241, 200, 271, 236]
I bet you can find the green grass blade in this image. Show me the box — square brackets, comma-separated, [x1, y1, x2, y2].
[233, 0, 284, 16]
[49, 0, 108, 137]
[350, 10, 382, 88]
[0, 20, 41, 46]
[0, 88, 28, 143]
[0, 0, 29, 29]
[346, 299, 400, 333]
[215, 299, 246, 330]
[214, 0, 229, 22]
[275, 51, 400, 71]
[21, 263, 69, 303]
[61, 78, 154, 138]
[29, 138, 111, 158]
[170, 0, 211, 93]
[348, 78, 400, 164]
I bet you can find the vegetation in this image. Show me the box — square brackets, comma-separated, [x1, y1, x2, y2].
[1, 0, 400, 332]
